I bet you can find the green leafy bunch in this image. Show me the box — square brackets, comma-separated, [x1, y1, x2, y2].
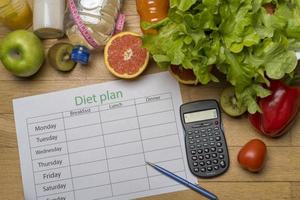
[142, 0, 300, 113]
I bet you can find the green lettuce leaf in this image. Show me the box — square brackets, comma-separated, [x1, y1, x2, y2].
[142, 0, 300, 113]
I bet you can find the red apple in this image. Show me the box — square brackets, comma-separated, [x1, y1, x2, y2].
[237, 139, 267, 172]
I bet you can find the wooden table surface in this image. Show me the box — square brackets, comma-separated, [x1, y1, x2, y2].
[1, 1, 300, 200]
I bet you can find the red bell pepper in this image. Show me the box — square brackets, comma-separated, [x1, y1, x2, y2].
[248, 80, 300, 137]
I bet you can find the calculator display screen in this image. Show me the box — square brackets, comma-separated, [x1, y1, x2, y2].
[184, 109, 217, 123]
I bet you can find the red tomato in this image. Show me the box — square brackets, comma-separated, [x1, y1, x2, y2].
[237, 139, 267, 172]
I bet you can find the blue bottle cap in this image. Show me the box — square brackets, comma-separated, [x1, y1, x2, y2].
[71, 45, 90, 65]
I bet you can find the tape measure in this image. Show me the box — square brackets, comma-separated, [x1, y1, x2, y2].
[67, 0, 125, 49]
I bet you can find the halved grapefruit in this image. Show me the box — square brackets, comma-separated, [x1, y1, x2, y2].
[104, 31, 149, 79]
[169, 65, 198, 85]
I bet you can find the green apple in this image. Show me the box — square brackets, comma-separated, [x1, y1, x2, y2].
[0, 30, 44, 77]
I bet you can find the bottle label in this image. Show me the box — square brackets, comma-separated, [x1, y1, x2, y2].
[79, 0, 103, 10]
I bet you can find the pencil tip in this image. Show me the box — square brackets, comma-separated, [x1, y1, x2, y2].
[145, 161, 154, 166]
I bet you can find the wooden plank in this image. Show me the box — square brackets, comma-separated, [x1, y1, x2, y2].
[0, 25, 10, 37]
[222, 114, 293, 147]
[0, 148, 24, 200]
[292, 114, 300, 146]
[140, 182, 291, 200]
[208, 147, 300, 182]
[0, 114, 17, 148]
[292, 182, 300, 200]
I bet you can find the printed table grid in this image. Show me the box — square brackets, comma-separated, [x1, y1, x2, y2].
[26, 92, 188, 200]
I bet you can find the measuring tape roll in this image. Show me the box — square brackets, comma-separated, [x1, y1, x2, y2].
[67, 0, 125, 49]
[67, 0, 101, 49]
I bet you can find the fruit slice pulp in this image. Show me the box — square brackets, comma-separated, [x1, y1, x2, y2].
[104, 32, 149, 79]
[220, 87, 247, 117]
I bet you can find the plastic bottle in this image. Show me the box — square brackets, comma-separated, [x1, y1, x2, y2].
[0, 0, 32, 30]
[136, 0, 169, 35]
[33, 0, 65, 39]
[64, 0, 122, 64]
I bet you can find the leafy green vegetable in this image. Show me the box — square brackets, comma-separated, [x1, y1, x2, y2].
[142, 0, 300, 113]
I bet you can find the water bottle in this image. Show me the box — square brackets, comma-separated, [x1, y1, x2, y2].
[33, 0, 65, 39]
[64, 0, 123, 64]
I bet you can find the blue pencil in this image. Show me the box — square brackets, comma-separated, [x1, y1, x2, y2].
[146, 161, 218, 200]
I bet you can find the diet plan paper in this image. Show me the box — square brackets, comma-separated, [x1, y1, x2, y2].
[13, 72, 196, 200]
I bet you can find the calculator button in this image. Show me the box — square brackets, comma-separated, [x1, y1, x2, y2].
[205, 155, 211, 160]
[216, 136, 221, 141]
[197, 149, 203, 154]
[200, 168, 206, 172]
[207, 166, 213, 171]
[219, 154, 224, 159]
[189, 140, 195, 144]
[193, 162, 198, 166]
[194, 130, 199, 134]
[215, 121, 219, 125]
[204, 148, 209, 153]
[213, 159, 218, 164]
[217, 148, 223, 153]
[202, 138, 208, 142]
[194, 167, 199, 172]
[192, 156, 197, 160]
[214, 165, 219, 170]
[208, 132, 213, 136]
[196, 144, 202, 148]
[191, 150, 196, 155]
[210, 142, 215, 146]
[212, 153, 217, 158]
[211, 147, 216, 152]
[203, 143, 209, 147]
[214, 131, 220, 135]
[200, 128, 206, 133]
[201, 133, 207, 137]
[187, 131, 193, 135]
[216, 142, 222, 147]
[195, 134, 200, 138]
[214, 127, 219, 130]
[206, 160, 212, 165]
[190, 145, 195, 149]
[198, 155, 204, 160]
[196, 139, 201, 143]
[199, 161, 205, 166]
[188, 135, 193, 139]
[220, 160, 226, 168]
[209, 137, 214, 141]
[207, 128, 212, 132]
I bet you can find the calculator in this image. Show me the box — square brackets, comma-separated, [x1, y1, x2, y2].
[180, 99, 229, 178]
